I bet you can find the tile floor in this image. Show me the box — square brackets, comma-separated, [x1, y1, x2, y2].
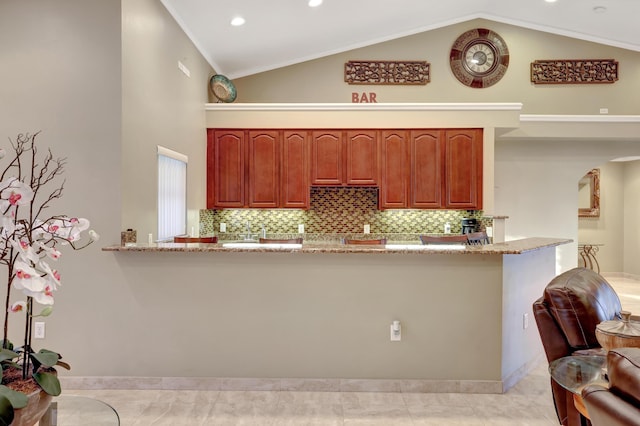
[55, 274, 640, 426]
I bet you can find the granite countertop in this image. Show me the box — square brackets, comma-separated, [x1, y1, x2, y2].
[102, 237, 571, 255]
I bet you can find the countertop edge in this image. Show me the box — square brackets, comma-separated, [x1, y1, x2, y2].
[101, 237, 572, 255]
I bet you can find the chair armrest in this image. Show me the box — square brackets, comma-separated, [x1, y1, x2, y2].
[582, 385, 640, 426]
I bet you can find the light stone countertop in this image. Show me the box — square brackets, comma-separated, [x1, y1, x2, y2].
[102, 237, 571, 255]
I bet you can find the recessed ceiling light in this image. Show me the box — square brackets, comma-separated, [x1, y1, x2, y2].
[544, 0, 557, 3]
[308, 0, 323, 7]
[230, 16, 245, 26]
[593, 5, 607, 13]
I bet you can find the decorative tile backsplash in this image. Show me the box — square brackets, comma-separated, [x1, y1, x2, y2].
[200, 187, 488, 237]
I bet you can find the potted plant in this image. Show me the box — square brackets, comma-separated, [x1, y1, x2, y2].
[0, 132, 98, 425]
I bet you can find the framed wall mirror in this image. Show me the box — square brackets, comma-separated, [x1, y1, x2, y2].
[578, 168, 600, 218]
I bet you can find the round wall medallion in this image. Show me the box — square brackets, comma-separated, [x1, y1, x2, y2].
[449, 28, 509, 88]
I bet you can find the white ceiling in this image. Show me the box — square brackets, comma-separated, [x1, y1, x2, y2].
[160, 0, 640, 80]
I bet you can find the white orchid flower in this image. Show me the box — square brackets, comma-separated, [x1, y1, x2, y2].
[13, 260, 46, 293]
[89, 230, 100, 241]
[10, 238, 39, 264]
[9, 301, 26, 313]
[28, 285, 54, 305]
[39, 260, 61, 290]
[34, 241, 61, 260]
[0, 177, 34, 210]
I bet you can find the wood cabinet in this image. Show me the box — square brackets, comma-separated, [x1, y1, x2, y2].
[411, 130, 444, 208]
[208, 127, 482, 210]
[346, 130, 378, 185]
[281, 131, 309, 208]
[248, 131, 279, 208]
[379, 130, 409, 208]
[310, 131, 343, 185]
[444, 129, 483, 209]
[207, 129, 309, 209]
[379, 129, 482, 210]
[207, 129, 245, 208]
[311, 130, 378, 186]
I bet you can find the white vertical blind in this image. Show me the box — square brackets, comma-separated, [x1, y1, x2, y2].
[157, 146, 187, 241]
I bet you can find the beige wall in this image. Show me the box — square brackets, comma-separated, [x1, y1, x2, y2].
[232, 19, 640, 115]
[0, 0, 123, 373]
[578, 162, 626, 273]
[624, 161, 640, 277]
[122, 0, 213, 238]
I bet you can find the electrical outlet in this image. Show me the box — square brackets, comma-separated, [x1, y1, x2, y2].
[34, 322, 45, 339]
[599, 108, 609, 114]
[220, 223, 226, 232]
[364, 224, 370, 234]
[523, 313, 529, 330]
[390, 323, 401, 341]
[298, 224, 305, 234]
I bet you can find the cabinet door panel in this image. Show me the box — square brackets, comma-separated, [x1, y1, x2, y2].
[248, 131, 279, 208]
[445, 129, 482, 209]
[346, 130, 378, 185]
[380, 130, 409, 209]
[212, 130, 245, 208]
[282, 131, 309, 208]
[411, 130, 444, 208]
[311, 131, 343, 185]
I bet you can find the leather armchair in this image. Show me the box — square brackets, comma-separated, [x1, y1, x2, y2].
[582, 347, 640, 426]
[533, 267, 623, 426]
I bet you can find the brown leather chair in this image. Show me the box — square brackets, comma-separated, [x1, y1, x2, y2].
[582, 347, 640, 426]
[533, 267, 624, 426]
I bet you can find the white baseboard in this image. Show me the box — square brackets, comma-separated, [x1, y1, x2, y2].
[60, 376, 503, 394]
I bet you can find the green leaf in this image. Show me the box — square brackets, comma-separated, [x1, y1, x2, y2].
[0, 395, 14, 426]
[0, 349, 18, 363]
[33, 372, 61, 396]
[31, 350, 59, 367]
[0, 341, 13, 351]
[0, 385, 28, 409]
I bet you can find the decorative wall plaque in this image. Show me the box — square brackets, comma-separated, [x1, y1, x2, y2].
[344, 60, 430, 85]
[530, 59, 618, 84]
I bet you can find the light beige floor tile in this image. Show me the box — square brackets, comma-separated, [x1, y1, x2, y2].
[408, 404, 485, 426]
[342, 404, 414, 426]
[273, 403, 344, 426]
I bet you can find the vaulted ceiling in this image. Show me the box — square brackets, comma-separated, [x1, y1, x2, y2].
[160, 0, 640, 79]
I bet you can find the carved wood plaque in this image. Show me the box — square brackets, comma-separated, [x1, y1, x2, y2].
[344, 61, 430, 85]
[530, 59, 618, 84]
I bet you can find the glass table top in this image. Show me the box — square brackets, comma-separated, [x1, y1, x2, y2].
[40, 395, 120, 426]
[549, 355, 608, 395]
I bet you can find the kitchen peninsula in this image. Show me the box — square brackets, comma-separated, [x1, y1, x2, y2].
[104, 237, 568, 393]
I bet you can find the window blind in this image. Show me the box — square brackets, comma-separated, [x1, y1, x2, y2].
[157, 146, 187, 241]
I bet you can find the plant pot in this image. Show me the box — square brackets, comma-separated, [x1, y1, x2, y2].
[10, 389, 52, 426]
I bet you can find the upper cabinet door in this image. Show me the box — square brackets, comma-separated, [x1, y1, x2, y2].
[248, 131, 280, 208]
[379, 130, 409, 209]
[444, 129, 483, 209]
[281, 131, 309, 208]
[209, 129, 246, 208]
[311, 131, 343, 185]
[346, 130, 378, 186]
[411, 130, 444, 208]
